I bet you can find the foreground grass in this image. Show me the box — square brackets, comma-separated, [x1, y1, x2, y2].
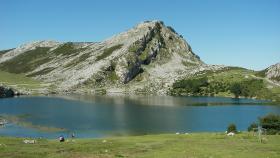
[0, 133, 280, 158]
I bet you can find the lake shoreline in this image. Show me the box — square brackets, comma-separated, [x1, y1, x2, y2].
[11, 94, 280, 106]
[1, 83, 279, 105]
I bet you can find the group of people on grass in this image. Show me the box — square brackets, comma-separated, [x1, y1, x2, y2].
[59, 132, 75, 142]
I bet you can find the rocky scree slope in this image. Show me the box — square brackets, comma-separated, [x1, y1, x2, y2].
[0, 21, 221, 95]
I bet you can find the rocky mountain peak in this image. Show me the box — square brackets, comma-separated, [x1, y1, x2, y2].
[0, 20, 210, 95]
[134, 20, 164, 30]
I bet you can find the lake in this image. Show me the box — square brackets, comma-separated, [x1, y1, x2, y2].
[0, 95, 280, 138]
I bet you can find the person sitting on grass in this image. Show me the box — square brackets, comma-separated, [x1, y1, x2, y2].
[59, 135, 65, 142]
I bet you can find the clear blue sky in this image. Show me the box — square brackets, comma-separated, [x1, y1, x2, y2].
[1, 0, 279, 70]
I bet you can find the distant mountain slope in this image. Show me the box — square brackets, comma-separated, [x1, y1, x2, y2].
[0, 21, 221, 95]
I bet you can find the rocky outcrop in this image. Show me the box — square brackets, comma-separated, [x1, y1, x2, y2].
[0, 20, 220, 95]
[0, 86, 15, 98]
[258, 62, 280, 82]
[266, 63, 280, 82]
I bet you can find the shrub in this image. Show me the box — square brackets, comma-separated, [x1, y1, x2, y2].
[172, 77, 208, 94]
[248, 122, 258, 132]
[0, 87, 14, 98]
[259, 114, 280, 135]
[227, 123, 237, 133]
[255, 70, 266, 78]
[229, 79, 265, 98]
[242, 79, 264, 97]
[229, 83, 243, 98]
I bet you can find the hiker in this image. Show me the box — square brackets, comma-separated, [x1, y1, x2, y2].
[71, 133, 75, 139]
[59, 135, 65, 142]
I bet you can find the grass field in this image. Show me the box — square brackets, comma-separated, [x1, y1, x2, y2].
[0, 70, 48, 94]
[0, 133, 279, 158]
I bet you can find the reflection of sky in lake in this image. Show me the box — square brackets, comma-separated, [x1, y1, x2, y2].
[0, 96, 279, 138]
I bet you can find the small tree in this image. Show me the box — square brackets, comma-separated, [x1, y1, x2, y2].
[259, 114, 280, 135]
[227, 123, 237, 133]
[248, 122, 258, 132]
[230, 83, 242, 98]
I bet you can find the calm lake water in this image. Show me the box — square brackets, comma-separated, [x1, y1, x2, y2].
[0, 95, 280, 138]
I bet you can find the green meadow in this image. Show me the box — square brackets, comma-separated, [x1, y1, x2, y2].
[0, 133, 279, 158]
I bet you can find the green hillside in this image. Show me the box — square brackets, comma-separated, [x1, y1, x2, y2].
[170, 67, 280, 102]
[0, 70, 47, 94]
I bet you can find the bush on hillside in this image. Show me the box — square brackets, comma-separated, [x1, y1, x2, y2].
[229, 79, 265, 98]
[172, 77, 208, 95]
[229, 83, 243, 98]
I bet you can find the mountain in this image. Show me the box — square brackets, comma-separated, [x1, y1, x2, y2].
[0, 20, 279, 101]
[0, 21, 221, 95]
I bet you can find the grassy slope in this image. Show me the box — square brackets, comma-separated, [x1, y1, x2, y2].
[0, 47, 51, 93]
[0, 47, 52, 73]
[210, 69, 280, 101]
[0, 43, 88, 93]
[171, 67, 280, 102]
[0, 70, 45, 92]
[0, 133, 279, 158]
[201, 68, 253, 97]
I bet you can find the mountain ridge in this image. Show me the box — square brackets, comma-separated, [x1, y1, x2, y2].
[0, 20, 279, 100]
[0, 21, 214, 94]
